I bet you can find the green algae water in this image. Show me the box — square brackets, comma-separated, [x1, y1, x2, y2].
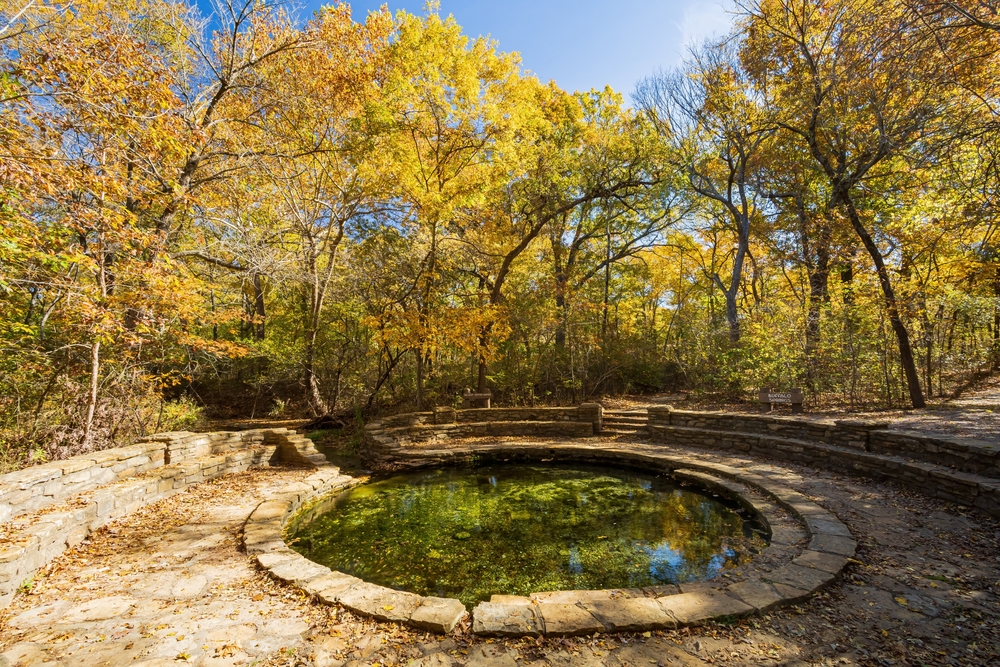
[289, 464, 766, 607]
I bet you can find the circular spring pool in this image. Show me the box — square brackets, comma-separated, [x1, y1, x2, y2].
[288, 464, 767, 607]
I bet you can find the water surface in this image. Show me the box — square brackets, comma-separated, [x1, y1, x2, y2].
[289, 464, 766, 607]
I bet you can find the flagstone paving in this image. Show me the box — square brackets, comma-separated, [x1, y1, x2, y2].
[1, 440, 998, 667]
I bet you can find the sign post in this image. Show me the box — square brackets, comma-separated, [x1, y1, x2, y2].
[758, 387, 804, 414]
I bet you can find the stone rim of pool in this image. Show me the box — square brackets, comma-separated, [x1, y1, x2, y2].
[244, 447, 855, 636]
[285, 463, 770, 609]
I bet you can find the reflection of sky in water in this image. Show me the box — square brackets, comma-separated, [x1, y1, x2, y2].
[644, 541, 684, 580]
[568, 544, 583, 574]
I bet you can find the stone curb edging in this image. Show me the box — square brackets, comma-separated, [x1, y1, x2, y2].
[242, 466, 471, 634]
[247, 445, 856, 637]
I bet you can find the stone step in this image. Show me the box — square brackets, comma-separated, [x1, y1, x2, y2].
[598, 428, 644, 436]
[603, 417, 648, 426]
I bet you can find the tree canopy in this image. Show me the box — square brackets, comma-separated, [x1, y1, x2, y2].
[2, 0, 999, 467]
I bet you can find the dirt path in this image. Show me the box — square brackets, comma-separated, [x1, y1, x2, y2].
[1, 449, 998, 667]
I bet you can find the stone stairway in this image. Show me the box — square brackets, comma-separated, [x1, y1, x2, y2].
[600, 410, 649, 436]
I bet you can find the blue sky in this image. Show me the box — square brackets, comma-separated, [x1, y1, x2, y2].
[247, 1, 738, 96]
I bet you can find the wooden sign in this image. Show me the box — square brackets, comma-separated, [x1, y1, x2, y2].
[758, 387, 804, 413]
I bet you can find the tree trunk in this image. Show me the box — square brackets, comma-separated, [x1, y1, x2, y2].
[476, 321, 493, 394]
[602, 220, 611, 343]
[415, 348, 424, 411]
[993, 266, 1000, 371]
[304, 327, 326, 416]
[252, 273, 265, 340]
[842, 196, 925, 408]
[554, 288, 568, 349]
[83, 340, 100, 445]
[802, 216, 831, 361]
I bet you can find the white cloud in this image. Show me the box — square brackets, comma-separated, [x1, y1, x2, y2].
[676, 0, 737, 56]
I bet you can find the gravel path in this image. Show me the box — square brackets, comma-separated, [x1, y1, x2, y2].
[1, 446, 998, 667]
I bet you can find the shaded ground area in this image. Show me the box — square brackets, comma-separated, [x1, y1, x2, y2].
[2, 440, 999, 667]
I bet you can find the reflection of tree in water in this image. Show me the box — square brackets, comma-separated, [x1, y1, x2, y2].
[292, 465, 765, 607]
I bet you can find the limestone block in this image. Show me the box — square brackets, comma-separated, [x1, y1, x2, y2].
[658, 592, 753, 625]
[245, 538, 289, 555]
[92, 489, 116, 517]
[530, 589, 618, 604]
[433, 407, 457, 425]
[338, 582, 422, 623]
[410, 596, 468, 633]
[307, 571, 361, 602]
[490, 595, 532, 604]
[764, 563, 834, 593]
[250, 500, 292, 522]
[805, 518, 852, 537]
[585, 597, 676, 632]
[809, 533, 856, 557]
[471, 601, 541, 637]
[11, 466, 61, 489]
[643, 584, 682, 597]
[577, 403, 602, 434]
[725, 581, 783, 612]
[536, 602, 604, 636]
[792, 550, 848, 574]
[255, 552, 296, 570]
[267, 557, 331, 587]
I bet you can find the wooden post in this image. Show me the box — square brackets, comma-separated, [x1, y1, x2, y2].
[790, 387, 804, 414]
[758, 387, 772, 413]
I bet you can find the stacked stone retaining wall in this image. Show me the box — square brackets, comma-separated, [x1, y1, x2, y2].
[0, 427, 325, 608]
[363, 405, 602, 460]
[648, 407, 1000, 518]
[651, 407, 1000, 476]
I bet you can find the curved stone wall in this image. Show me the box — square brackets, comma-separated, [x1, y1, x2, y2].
[0, 427, 325, 608]
[363, 405, 603, 462]
[648, 407, 1000, 518]
[247, 445, 853, 637]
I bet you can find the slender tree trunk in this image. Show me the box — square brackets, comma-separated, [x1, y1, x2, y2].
[842, 196, 925, 408]
[714, 237, 746, 345]
[304, 328, 327, 416]
[304, 276, 326, 415]
[415, 348, 424, 411]
[477, 322, 493, 394]
[802, 215, 831, 364]
[252, 273, 265, 340]
[602, 219, 611, 343]
[554, 288, 568, 349]
[83, 340, 100, 445]
[993, 266, 1000, 371]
